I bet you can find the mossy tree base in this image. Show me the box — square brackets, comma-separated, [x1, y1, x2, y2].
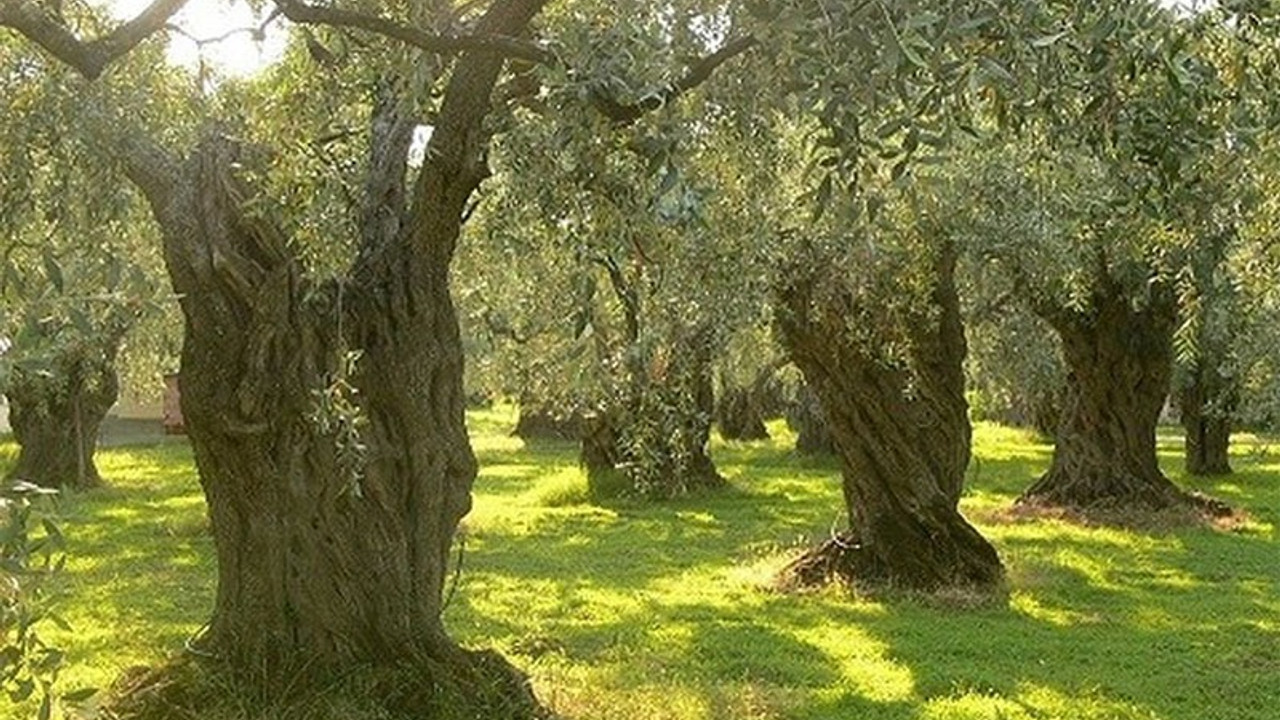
[105, 648, 548, 720]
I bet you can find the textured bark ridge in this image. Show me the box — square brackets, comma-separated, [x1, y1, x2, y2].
[775, 246, 1003, 592]
[157, 137, 490, 682]
[100, 1, 551, 706]
[5, 342, 122, 490]
[1022, 283, 1230, 516]
[1179, 366, 1235, 477]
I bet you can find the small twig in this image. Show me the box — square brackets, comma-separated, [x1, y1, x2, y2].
[442, 532, 466, 611]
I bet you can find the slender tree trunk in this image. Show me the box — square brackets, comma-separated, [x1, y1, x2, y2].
[775, 246, 1002, 591]
[1179, 367, 1234, 476]
[5, 351, 120, 490]
[1022, 285, 1227, 514]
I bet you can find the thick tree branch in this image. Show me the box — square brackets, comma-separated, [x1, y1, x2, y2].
[0, 0, 188, 79]
[275, 0, 755, 125]
[591, 35, 758, 125]
[275, 0, 554, 64]
[73, 94, 183, 213]
[591, 254, 640, 343]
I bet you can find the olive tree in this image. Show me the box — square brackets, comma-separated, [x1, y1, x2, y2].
[2, 0, 754, 707]
[0, 36, 163, 489]
[967, 2, 1264, 513]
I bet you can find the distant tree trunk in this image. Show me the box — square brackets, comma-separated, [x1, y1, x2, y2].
[581, 327, 722, 498]
[716, 384, 769, 440]
[787, 383, 833, 455]
[775, 245, 1002, 591]
[5, 346, 121, 490]
[1029, 384, 1064, 439]
[101, 2, 549, 708]
[1179, 366, 1235, 476]
[1022, 283, 1227, 514]
[513, 403, 582, 440]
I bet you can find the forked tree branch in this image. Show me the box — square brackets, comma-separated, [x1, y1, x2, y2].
[0, 0, 189, 79]
[274, 0, 555, 64]
[275, 0, 756, 124]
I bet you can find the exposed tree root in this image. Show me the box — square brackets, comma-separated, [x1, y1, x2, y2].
[774, 529, 1004, 597]
[1009, 487, 1238, 531]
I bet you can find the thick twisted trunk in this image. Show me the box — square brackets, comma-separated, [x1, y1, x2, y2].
[105, 2, 550, 705]
[1022, 285, 1226, 515]
[157, 138, 486, 682]
[776, 246, 1002, 591]
[5, 348, 120, 490]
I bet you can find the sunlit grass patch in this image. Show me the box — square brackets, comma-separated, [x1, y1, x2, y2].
[2, 416, 1279, 719]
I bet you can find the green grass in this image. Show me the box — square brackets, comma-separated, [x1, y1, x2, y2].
[1, 411, 1278, 720]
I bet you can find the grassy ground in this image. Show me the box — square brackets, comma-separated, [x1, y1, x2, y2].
[1, 410, 1277, 720]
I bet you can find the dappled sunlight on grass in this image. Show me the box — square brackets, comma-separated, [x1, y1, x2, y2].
[2, 416, 1279, 719]
[0, 437, 216, 704]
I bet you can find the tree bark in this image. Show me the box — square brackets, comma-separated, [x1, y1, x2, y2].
[1179, 366, 1234, 476]
[1021, 282, 1226, 513]
[100, 1, 551, 704]
[5, 347, 121, 490]
[1029, 384, 1064, 439]
[775, 245, 1002, 592]
[716, 385, 769, 440]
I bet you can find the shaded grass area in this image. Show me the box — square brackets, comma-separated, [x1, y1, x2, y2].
[1, 413, 1278, 719]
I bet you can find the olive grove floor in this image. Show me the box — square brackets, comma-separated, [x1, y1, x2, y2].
[0, 411, 1276, 720]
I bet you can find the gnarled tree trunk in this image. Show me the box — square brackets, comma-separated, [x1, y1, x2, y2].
[104, 2, 549, 708]
[717, 362, 784, 441]
[775, 245, 1002, 591]
[786, 383, 833, 455]
[5, 346, 121, 490]
[1021, 283, 1225, 514]
[716, 384, 769, 440]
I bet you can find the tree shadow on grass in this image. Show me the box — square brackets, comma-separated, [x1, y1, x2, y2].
[455, 424, 1280, 720]
[841, 523, 1280, 720]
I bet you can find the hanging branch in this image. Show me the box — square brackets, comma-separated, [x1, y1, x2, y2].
[0, 0, 190, 79]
